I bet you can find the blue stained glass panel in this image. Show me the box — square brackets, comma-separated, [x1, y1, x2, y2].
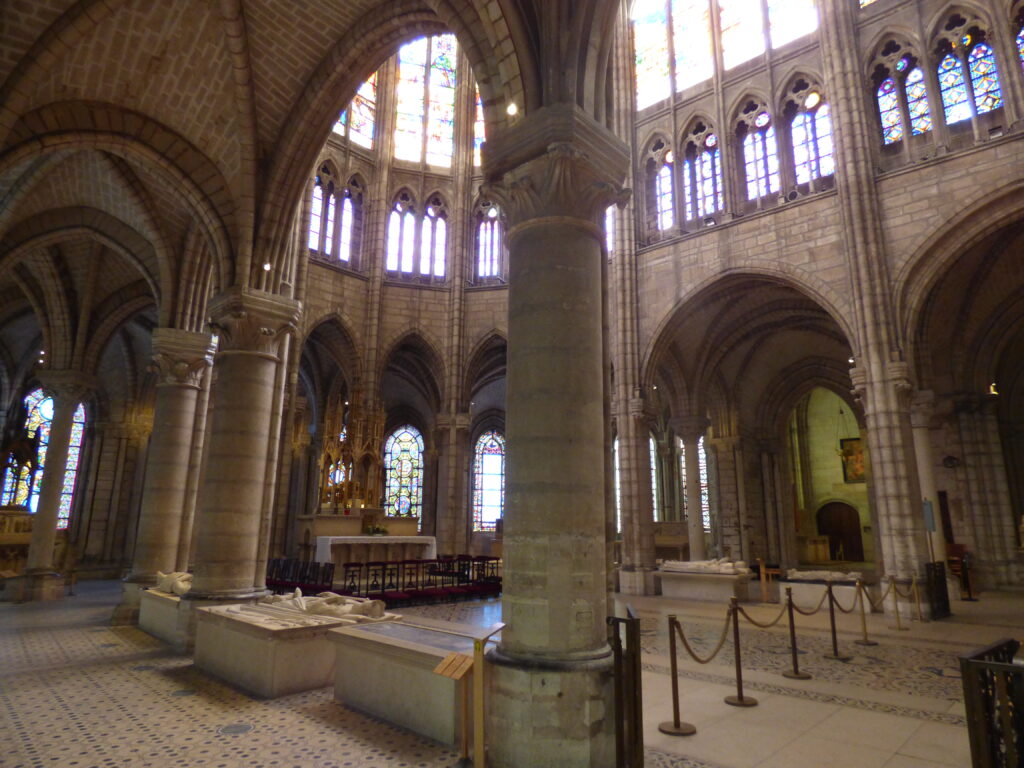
[938, 53, 971, 125]
[744, 123, 779, 200]
[815, 105, 834, 178]
[905, 68, 932, 134]
[656, 160, 674, 230]
[682, 158, 695, 220]
[472, 431, 505, 532]
[877, 78, 903, 144]
[384, 426, 424, 523]
[696, 143, 721, 217]
[968, 44, 1002, 115]
[1017, 27, 1024, 72]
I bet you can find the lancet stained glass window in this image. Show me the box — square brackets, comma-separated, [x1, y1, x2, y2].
[632, 0, 672, 109]
[673, 0, 713, 91]
[656, 152, 675, 231]
[968, 43, 1002, 115]
[768, 0, 817, 50]
[683, 133, 723, 220]
[384, 425, 424, 520]
[605, 205, 616, 255]
[613, 437, 622, 534]
[308, 182, 324, 249]
[792, 96, 834, 184]
[679, 436, 710, 530]
[905, 67, 932, 134]
[473, 90, 485, 167]
[394, 35, 458, 166]
[720, 0, 764, 70]
[938, 52, 971, 125]
[421, 197, 447, 277]
[650, 435, 660, 521]
[386, 193, 417, 272]
[742, 112, 780, 200]
[472, 431, 505, 532]
[477, 203, 502, 278]
[1, 388, 86, 530]
[350, 73, 377, 148]
[877, 78, 903, 144]
[1017, 26, 1024, 71]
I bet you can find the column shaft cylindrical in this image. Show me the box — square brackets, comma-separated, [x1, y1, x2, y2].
[682, 433, 707, 560]
[190, 349, 279, 597]
[128, 383, 199, 580]
[26, 397, 77, 572]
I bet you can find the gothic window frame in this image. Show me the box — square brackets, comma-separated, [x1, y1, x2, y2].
[781, 78, 835, 194]
[309, 168, 365, 270]
[385, 190, 449, 282]
[643, 137, 676, 241]
[680, 119, 724, 227]
[473, 199, 506, 283]
[869, 38, 936, 165]
[735, 99, 781, 210]
[334, 71, 379, 150]
[471, 429, 506, 532]
[931, 14, 1005, 137]
[393, 34, 460, 168]
[383, 424, 425, 523]
[0, 387, 87, 530]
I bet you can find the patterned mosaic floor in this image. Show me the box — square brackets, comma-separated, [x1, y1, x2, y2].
[2, 582, 1019, 768]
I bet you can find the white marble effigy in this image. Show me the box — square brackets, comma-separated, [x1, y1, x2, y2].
[657, 570, 752, 602]
[194, 595, 401, 698]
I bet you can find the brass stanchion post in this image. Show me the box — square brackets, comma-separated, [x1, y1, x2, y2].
[659, 615, 697, 736]
[853, 580, 877, 647]
[724, 598, 758, 707]
[912, 576, 924, 622]
[758, 558, 768, 604]
[823, 582, 852, 661]
[781, 587, 811, 680]
[891, 576, 908, 631]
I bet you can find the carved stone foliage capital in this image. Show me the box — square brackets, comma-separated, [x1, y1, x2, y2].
[36, 370, 95, 406]
[669, 415, 710, 441]
[149, 352, 208, 387]
[207, 288, 299, 356]
[482, 142, 631, 229]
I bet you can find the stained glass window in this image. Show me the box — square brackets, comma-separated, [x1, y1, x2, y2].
[477, 203, 502, 278]
[792, 96, 834, 184]
[384, 425, 424, 520]
[968, 43, 1002, 115]
[720, 0, 764, 70]
[1018, 26, 1024, 72]
[349, 73, 377, 148]
[683, 132, 723, 220]
[679, 436, 710, 530]
[1, 389, 86, 530]
[421, 197, 447, 277]
[338, 195, 354, 263]
[905, 67, 932, 135]
[673, 0, 713, 91]
[656, 152, 675, 231]
[649, 435, 660, 521]
[768, 0, 817, 49]
[938, 53, 971, 125]
[742, 113, 780, 200]
[632, 0, 672, 109]
[877, 78, 903, 144]
[613, 436, 622, 535]
[473, 89, 485, 167]
[605, 205, 616, 254]
[472, 431, 505, 532]
[334, 109, 347, 136]
[859, 0, 879, 6]
[394, 35, 458, 166]
[386, 194, 416, 273]
[308, 182, 323, 250]
[395, 38, 428, 162]
[323, 193, 336, 257]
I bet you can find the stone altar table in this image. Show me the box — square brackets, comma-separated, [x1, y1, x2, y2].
[315, 535, 437, 568]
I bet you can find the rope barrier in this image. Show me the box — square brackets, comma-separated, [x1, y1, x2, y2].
[781, 587, 812, 680]
[724, 598, 757, 707]
[736, 603, 788, 629]
[791, 587, 830, 616]
[823, 582, 852, 661]
[890, 577, 908, 631]
[830, 584, 860, 615]
[672, 607, 733, 665]
[658, 615, 697, 737]
[863, 578, 893, 612]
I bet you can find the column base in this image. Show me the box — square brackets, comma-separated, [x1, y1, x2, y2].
[486, 647, 615, 768]
[4, 571, 65, 603]
[618, 566, 660, 596]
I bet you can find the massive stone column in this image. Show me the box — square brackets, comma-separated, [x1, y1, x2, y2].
[434, 412, 471, 556]
[117, 329, 213, 619]
[482, 105, 629, 768]
[188, 287, 298, 600]
[9, 371, 91, 601]
[673, 416, 709, 561]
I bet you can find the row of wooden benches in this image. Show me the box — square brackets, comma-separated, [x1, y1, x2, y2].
[265, 555, 502, 606]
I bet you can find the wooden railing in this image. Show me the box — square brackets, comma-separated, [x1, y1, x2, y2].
[960, 638, 1024, 767]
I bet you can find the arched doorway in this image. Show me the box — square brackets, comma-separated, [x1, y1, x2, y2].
[816, 502, 864, 562]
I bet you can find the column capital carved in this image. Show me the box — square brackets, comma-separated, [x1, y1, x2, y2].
[669, 415, 710, 441]
[207, 287, 299, 357]
[149, 328, 215, 387]
[481, 104, 630, 230]
[36, 369, 95, 405]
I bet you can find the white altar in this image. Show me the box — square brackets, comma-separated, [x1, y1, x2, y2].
[315, 535, 437, 567]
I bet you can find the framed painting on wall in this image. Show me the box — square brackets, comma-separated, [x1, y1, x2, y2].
[840, 438, 865, 483]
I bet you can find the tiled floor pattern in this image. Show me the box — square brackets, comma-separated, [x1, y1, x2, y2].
[2, 582, 1021, 767]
